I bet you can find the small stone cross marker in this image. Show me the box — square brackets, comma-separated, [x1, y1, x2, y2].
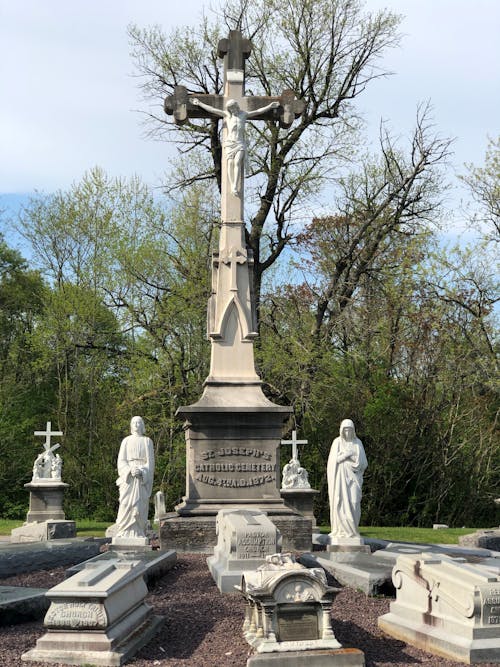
[281, 430, 308, 462]
[34, 421, 63, 456]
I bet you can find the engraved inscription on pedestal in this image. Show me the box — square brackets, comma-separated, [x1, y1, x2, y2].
[277, 606, 318, 641]
[483, 589, 500, 625]
[45, 601, 107, 629]
[236, 531, 277, 559]
[194, 447, 276, 490]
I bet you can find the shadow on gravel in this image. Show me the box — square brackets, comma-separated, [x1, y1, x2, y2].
[333, 618, 421, 665]
[141, 556, 248, 663]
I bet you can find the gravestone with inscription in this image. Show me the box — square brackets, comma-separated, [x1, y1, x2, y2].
[239, 552, 365, 666]
[378, 552, 500, 663]
[207, 509, 282, 593]
[11, 422, 76, 543]
[22, 559, 163, 666]
[160, 29, 311, 553]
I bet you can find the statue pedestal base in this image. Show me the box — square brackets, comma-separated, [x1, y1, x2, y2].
[111, 537, 152, 552]
[11, 480, 75, 542]
[326, 535, 370, 556]
[24, 481, 69, 523]
[11, 520, 76, 543]
[161, 397, 312, 552]
[280, 488, 319, 527]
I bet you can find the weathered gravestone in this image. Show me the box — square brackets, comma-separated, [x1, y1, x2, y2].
[378, 552, 500, 663]
[207, 509, 282, 593]
[22, 560, 163, 666]
[160, 29, 311, 553]
[239, 553, 365, 666]
[11, 422, 76, 542]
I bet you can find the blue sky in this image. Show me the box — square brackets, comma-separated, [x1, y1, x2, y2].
[1, 0, 499, 243]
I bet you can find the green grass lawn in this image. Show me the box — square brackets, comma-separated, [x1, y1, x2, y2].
[0, 518, 108, 537]
[319, 525, 478, 544]
[1, 519, 480, 544]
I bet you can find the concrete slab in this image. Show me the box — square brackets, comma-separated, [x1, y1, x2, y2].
[0, 586, 49, 624]
[299, 552, 394, 596]
[378, 541, 497, 560]
[65, 548, 177, 585]
[247, 648, 365, 666]
[0, 538, 107, 578]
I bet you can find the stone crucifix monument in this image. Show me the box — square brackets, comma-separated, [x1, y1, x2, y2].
[280, 431, 319, 527]
[161, 30, 310, 552]
[11, 421, 76, 542]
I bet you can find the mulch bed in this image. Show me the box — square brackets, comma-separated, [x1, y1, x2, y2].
[1, 553, 497, 666]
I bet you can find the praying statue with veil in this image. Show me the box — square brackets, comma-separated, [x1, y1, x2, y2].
[327, 419, 367, 539]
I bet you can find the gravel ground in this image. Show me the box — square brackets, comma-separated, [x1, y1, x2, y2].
[1, 553, 498, 667]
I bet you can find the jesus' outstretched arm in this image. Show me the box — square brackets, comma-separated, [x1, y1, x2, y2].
[246, 100, 280, 118]
[191, 97, 225, 117]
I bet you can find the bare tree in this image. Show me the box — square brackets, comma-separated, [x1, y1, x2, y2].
[296, 105, 452, 344]
[128, 0, 402, 317]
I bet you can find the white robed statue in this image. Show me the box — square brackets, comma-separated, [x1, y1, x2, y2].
[327, 419, 367, 540]
[114, 416, 155, 539]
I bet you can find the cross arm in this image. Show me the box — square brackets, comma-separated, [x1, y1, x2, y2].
[245, 91, 305, 128]
[164, 86, 225, 125]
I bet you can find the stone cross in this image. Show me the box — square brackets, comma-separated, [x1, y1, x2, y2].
[164, 29, 304, 221]
[281, 430, 308, 462]
[34, 421, 63, 456]
[220, 246, 247, 291]
[164, 30, 303, 394]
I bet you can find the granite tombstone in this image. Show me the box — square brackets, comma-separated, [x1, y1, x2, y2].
[239, 553, 365, 666]
[207, 509, 282, 593]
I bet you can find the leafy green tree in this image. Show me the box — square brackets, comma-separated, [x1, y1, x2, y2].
[0, 235, 54, 517]
[17, 170, 218, 516]
[460, 135, 500, 243]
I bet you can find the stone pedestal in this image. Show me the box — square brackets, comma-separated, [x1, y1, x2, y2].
[11, 480, 76, 543]
[22, 559, 163, 666]
[175, 404, 293, 516]
[281, 488, 319, 527]
[24, 481, 68, 523]
[326, 535, 370, 556]
[160, 402, 312, 552]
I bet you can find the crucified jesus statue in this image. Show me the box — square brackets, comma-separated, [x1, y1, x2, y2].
[191, 97, 280, 196]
